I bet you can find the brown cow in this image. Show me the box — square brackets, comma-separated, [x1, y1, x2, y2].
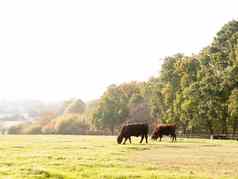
[151, 124, 176, 142]
[117, 123, 149, 144]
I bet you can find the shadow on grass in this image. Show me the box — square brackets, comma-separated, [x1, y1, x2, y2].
[127, 146, 150, 151]
[21, 168, 66, 179]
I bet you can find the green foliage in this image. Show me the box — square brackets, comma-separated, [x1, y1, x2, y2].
[92, 81, 154, 133]
[151, 19, 238, 135]
[92, 84, 130, 134]
[228, 88, 238, 134]
[141, 78, 165, 120]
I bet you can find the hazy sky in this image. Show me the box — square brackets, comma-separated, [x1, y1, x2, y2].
[0, 0, 237, 102]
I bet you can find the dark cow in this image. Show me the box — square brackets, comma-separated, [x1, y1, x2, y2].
[117, 123, 149, 144]
[213, 134, 228, 140]
[151, 124, 176, 142]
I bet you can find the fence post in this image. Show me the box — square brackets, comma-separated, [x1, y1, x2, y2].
[210, 135, 213, 140]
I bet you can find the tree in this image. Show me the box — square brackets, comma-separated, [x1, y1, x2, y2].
[92, 82, 143, 134]
[64, 98, 86, 114]
[141, 78, 165, 121]
[92, 85, 128, 134]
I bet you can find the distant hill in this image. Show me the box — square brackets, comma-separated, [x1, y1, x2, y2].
[0, 99, 63, 123]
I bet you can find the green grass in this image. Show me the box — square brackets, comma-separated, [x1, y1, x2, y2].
[0, 135, 238, 179]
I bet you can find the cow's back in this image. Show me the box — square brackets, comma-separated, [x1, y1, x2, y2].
[121, 123, 148, 137]
[158, 124, 176, 135]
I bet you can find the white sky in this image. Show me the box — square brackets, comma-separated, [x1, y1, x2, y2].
[0, 0, 237, 102]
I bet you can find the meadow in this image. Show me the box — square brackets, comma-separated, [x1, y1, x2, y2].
[0, 135, 237, 179]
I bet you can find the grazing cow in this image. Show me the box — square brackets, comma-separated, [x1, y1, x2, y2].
[213, 134, 228, 140]
[151, 124, 176, 142]
[213, 134, 237, 140]
[117, 123, 149, 144]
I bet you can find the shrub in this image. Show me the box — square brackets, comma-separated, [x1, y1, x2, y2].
[8, 125, 24, 134]
[54, 114, 90, 134]
[22, 123, 42, 134]
[41, 122, 56, 134]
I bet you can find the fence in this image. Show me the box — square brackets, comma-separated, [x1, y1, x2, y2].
[177, 133, 238, 140]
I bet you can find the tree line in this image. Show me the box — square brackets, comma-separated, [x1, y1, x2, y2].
[7, 20, 238, 136]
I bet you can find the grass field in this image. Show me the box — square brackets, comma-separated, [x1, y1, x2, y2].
[0, 135, 237, 179]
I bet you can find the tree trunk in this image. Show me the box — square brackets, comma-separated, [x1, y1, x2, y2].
[232, 121, 237, 137]
[221, 118, 228, 135]
[182, 120, 189, 137]
[232, 127, 236, 137]
[207, 121, 214, 135]
[110, 125, 114, 135]
[183, 125, 187, 136]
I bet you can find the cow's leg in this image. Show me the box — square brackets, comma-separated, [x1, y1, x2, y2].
[123, 137, 128, 144]
[171, 134, 176, 142]
[140, 135, 144, 143]
[159, 135, 162, 142]
[129, 137, 132, 144]
[173, 134, 176, 142]
[145, 134, 148, 144]
[170, 135, 173, 142]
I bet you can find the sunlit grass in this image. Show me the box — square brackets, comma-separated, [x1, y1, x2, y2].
[0, 135, 237, 178]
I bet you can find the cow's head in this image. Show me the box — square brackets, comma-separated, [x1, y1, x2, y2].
[117, 135, 123, 144]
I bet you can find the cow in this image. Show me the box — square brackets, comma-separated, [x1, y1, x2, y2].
[117, 123, 149, 144]
[151, 124, 176, 142]
[213, 134, 228, 140]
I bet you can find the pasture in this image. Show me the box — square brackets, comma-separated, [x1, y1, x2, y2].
[0, 135, 237, 179]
